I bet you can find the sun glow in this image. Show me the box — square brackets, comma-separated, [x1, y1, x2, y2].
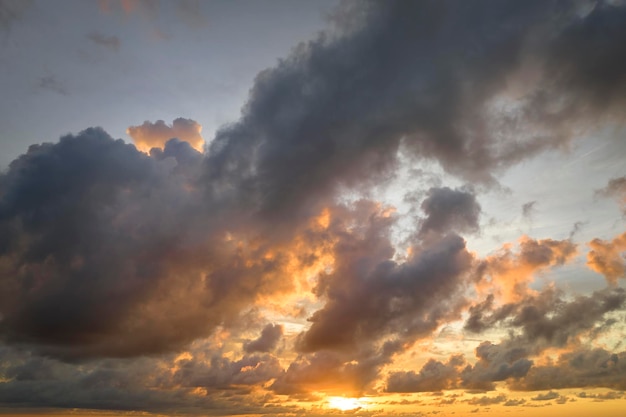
[327, 397, 367, 411]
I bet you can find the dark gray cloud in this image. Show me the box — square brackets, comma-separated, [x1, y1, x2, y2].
[0, 129, 298, 359]
[465, 287, 626, 350]
[522, 201, 536, 220]
[418, 186, 481, 238]
[258, 200, 474, 394]
[460, 342, 534, 391]
[597, 176, 626, 213]
[37, 75, 68, 96]
[0, 344, 282, 414]
[297, 204, 473, 354]
[87, 32, 121, 51]
[531, 391, 560, 401]
[387, 341, 533, 393]
[466, 394, 507, 406]
[205, 0, 626, 224]
[577, 391, 624, 400]
[510, 348, 626, 391]
[386, 355, 465, 393]
[388, 287, 626, 393]
[244, 323, 283, 353]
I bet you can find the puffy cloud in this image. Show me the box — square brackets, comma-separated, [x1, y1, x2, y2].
[389, 287, 626, 394]
[127, 118, 205, 153]
[172, 352, 282, 390]
[466, 394, 507, 406]
[587, 232, 626, 285]
[460, 342, 533, 391]
[503, 398, 526, 406]
[472, 236, 577, 302]
[244, 323, 283, 353]
[0, 344, 282, 414]
[298, 203, 473, 354]
[510, 348, 626, 391]
[418, 187, 481, 238]
[0, 129, 301, 359]
[465, 287, 626, 350]
[386, 355, 465, 393]
[205, 0, 626, 226]
[577, 391, 624, 400]
[531, 391, 560, 401]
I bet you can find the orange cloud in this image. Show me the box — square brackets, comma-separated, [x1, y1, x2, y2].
[127, 118, 204, 152]
[587, 232, 626, 285]
[474, 236, 577, 303]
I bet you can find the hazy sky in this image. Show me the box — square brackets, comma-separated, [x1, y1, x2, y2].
[0, 1, 625, 417]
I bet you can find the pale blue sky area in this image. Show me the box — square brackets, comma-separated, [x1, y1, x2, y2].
[0, 0, 337, 169]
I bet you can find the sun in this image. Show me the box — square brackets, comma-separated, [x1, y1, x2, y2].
[327, 396, 366, 411]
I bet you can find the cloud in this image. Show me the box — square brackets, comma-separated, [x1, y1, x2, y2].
[127, 118, 205, 152]
[271, 341, 404, 396]
[37, 75, 69, 96]
[503, 398, 526, 406]
[587, 232, 626, 285]
[522, 201, 536, 220]
[87, 32, 121, 51]
[577, 391, 624, 400]
[0, 0, 32, 31]
[511, 348, 626, 391]
[466, 394, 507, 406]
[386, 355, 465, 393]
[465, 287, 626, 350]
[297, 203, 473, 354]
[418, 187, 481, 238]
[206, 0, 626, 224]
[0, 343, 282, 414]
[531, 391, 560, 401]
[472, 236, 577, 302]
[244, 323, 283, 353]
[0, 128, 300, 359]
[387, 287, 626, 394]
[460, 342, 533, 391]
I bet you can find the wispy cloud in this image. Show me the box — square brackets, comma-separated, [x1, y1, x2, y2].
[87, 32, 121, 51]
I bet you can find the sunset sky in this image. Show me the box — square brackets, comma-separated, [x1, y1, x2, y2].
[1, 1, 626, 416]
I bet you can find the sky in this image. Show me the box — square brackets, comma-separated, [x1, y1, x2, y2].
[0, 1, 625, 416]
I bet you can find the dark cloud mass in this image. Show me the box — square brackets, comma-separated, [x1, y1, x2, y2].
[1, 0, 626, 414]
[0, 129, 297, 358]
[244, 323, 283, 353]
[418, 186, 481, 237]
